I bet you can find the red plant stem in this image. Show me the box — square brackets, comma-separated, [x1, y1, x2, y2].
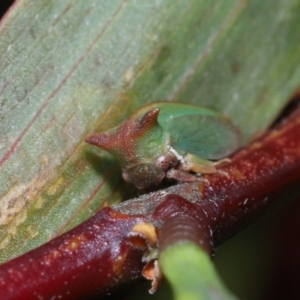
[0, 208, 147, 300]
[0, 107, 300, 299]
[206, 108, 300, 244]
[152, 194, 214, 254]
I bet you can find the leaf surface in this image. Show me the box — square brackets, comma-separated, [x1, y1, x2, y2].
[0, 0, 300, 262]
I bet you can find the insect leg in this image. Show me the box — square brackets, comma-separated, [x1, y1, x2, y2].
[180, 154, 232, 174]
[166, 168, 201, 183]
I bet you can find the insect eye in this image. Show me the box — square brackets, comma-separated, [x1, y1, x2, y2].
[122, 163, 165, 189]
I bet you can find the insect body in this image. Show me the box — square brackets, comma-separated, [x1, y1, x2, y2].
[85, 102, 240, 189]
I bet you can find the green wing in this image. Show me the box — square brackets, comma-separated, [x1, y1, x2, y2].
[156, 102, 240, 160]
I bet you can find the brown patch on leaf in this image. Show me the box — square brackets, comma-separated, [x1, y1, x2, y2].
[0, 174, 47, 228]
[123, 66, 134, 83]
[46, 177, 65, 197]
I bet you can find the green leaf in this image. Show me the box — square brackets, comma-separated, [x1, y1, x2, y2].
[0, 0, 300, 262]
[159, 242, 237, 300]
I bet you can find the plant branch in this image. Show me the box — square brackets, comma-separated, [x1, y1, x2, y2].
[1, 106, 300, 299]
